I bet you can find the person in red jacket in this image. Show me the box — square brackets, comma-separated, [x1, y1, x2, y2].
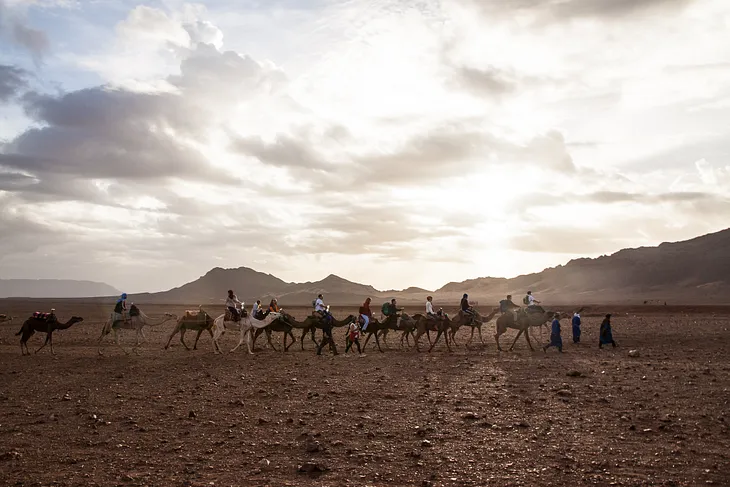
[359, 297, 373, 332]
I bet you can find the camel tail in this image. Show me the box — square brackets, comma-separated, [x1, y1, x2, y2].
[15, 325, 23, 336]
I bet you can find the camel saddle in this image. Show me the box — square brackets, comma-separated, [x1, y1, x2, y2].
[224, 308, 246, 322]
[184, 309, 208, 322]
[129, 305, 140, 317]
[32, 311, 55, 321]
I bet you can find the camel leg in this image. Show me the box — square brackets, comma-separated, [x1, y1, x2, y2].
[165, 325, 180, 350]
[266, 330, 279, 352]
[495, 325, 505, 351]
[508, 329, 524, 351]
[285, 331, 295, 351]
[231, 325, 252, 354]
[373, 331, 384, 353]
[362, 332, 373, 350]
[426, 330, 433, 346]
[208, 328, 222, 354]
[98, 324, 111, 355]
[192, 329, 204, 350]
[380, 329, 389, 349]
[467, 327, 475, 346]
[180, 329, 192, 351]
[428, 330, 442, 352]
[35, 333, 51, 354]
[445, 327, 453, 353]
[113, 329, 130, 355]
[524, 328, 534, 351]
[478, 325, 485, 344]
[451, 329, 459, 347]
[252, 328, 262, 350]
[414, 329, 424, 352]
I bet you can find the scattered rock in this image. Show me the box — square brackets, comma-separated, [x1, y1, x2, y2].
[462, 412, 478, 420]
[188, 411, 197, 419]
[556, 390, 572, 397]
[566, 370, 582, 377]
[258, 458, 272, 471]
[628, 350, 640, 357]
[305, 439, 324, 453]
[421, 440, 432, 448]
[297, 461, 329, 474]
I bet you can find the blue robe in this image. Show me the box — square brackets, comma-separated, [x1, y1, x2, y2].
[572, 314, 581, 343]
[599, 319, 614, 345]
[548, 319, 562, 348]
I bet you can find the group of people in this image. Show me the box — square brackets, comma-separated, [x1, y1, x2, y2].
[543, 312, 618, 353]
[112, 289, 619, 355]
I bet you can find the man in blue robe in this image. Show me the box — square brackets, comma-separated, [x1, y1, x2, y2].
[572, 310, 582, 343]
[543, 313, 563, 353]
[599, 314, 618, 348]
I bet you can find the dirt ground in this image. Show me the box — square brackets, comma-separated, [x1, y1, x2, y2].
[0, 300, 728, 486]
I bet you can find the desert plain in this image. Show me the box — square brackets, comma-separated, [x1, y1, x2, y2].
[0, 300, 728, 486]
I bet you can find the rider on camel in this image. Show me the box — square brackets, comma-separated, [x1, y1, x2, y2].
[523, 291, 542, 313]
[499, 295, 519, 314]
[114, 293, 129, 324]
[461, 293, 475, 322]
[314, 294, 332, 324]
[226, 290, 243, 322]
[359, 297, 373, 332]
[426, 296, 439, 320]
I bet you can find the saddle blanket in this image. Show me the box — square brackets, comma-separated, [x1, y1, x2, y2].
[32, 312, 53, 320]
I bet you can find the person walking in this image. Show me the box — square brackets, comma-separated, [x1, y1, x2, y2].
[543, 313, 563, 353]
[599, 314, 618, 348]
[572, 310, 582, 344]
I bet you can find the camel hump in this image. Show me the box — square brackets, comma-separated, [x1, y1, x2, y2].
[185, 309, 202, 318]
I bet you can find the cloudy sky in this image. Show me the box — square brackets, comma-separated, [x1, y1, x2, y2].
[1, 0, 729, 293]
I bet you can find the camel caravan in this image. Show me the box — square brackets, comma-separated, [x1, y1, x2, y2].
[10, 288, 582, 356]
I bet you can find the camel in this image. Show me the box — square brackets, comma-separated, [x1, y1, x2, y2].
[0, 314, 15, 324]
[229, 312, 283, 354]
[495, 309, 555, 351]
[274, 313, 320, 350]
[16, 313, 84, 355]
[251, 319, 296, 352]
[98, 306, 177, 355]
[276, 312, 355, 348]
[452, 308, 500, 346]
[370, 313, 418, 350]
[165, 307, 221, 353]
[361, 314, 409, 353]
[412, 313, 455, 352]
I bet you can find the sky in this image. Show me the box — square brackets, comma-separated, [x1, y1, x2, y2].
[1, 0, 729, 293]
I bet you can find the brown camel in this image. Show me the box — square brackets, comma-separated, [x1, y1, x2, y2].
[495, 309, 555, 351]
[276, 313, 321, 350]
[375, 313, 418, 349]
[452, 308, 500, 346]
[16, 314, 84, 355]
[251, 320, 296, 351]
[413, 313, 454, 352]
[165, 308, 220, 353]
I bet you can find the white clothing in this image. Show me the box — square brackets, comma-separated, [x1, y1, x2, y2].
[527, 295, 536, 306]
[314, 298, 326, 312]
[226, 295, 242, 308]
[426, 301, 435, 315]
[252, 302, 260, 314]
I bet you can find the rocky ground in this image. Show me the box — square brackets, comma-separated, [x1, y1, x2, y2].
[0, 301, 728, 486]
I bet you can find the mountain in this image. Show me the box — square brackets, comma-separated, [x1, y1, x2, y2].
[125, 227, 730, 306]
[435, 227, 730, 305]
[130, 268, 381, 305]
[0, 279, 120, 298]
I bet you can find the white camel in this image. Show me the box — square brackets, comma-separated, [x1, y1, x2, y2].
[213, 311, 282, 354]
[98, 307, 177, 355]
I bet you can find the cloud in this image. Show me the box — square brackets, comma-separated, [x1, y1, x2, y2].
[0, 64, 29, 101]
[0, 0, 50, 61]
[455, 66, 519, 98]
[461, 0, 695, 22]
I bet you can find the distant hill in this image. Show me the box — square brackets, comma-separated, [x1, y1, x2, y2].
[0, 279, 120, 298]
[435, 227, 730, 305]
[129, 268, 382, 305]
[123, 227, 730, 306]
